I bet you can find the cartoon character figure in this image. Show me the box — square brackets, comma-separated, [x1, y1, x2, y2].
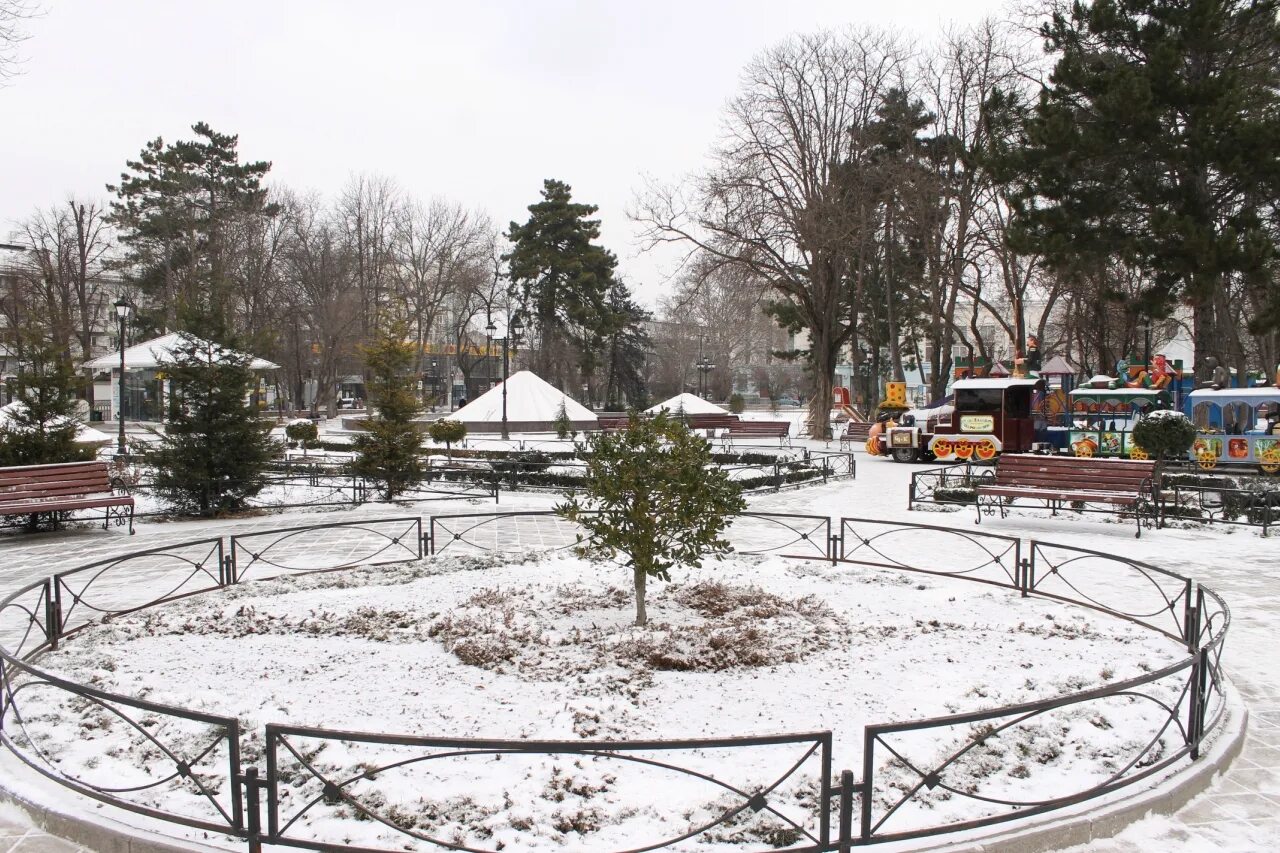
[1126, 352, 1173, 390]
[1109, 358, 1130, 390]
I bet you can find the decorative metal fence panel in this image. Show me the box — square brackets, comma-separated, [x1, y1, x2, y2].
[53, 539, 226, 640]
[838, 518, 1021, 591]
[856, 658, 1197, 844]
[231, 517, 423, 583]
[1027, 542, 1193, 645]
[728, 513, 833, 561]
[907, 462, 995, 510]
[0, 661, 243, 835]
[264, 724, 833, 853]
[0, 578, 54, 659]
[429, 511, 586, 556]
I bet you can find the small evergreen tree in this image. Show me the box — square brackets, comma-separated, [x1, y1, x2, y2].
[427, 418, 466, 459]
[147, 334, 278, 515]
[1133, 410, 1197, 461]
[553, 398, 572, 439]
[353, 326, 423, 499]
[728, 393, 745, 415]
[558, 411, 746, 626]
[0, 335, 95, 466]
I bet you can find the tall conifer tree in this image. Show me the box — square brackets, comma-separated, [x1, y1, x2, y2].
[1010, 0, 1280, 370]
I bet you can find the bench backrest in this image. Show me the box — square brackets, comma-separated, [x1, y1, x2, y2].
[843, 422, 872, 438]
[0, 461, 114, 505]
[993, 454, 1156, 491]
[730, 421, 790, 435]
[685, 413, 740, 429]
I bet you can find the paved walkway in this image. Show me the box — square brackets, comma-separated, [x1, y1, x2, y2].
[1, 462, 1278, 851]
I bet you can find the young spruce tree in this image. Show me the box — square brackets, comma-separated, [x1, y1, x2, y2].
[147, 334, 277, 515]
[0, 334, 95, 466]
[353, 325, 423, 499]
[558, 411, 745, 626]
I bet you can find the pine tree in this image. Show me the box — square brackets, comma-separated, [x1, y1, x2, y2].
[504, 180, 619, 387]
[601, 280, 652, 409]
[0, 333, 95, 466]
[353, 325, 423, 499]
[146, 334, 278, 515]
[558, 412, 746, 626]
[1010, 0, 1280, 365]
[108, 122, 278, 339]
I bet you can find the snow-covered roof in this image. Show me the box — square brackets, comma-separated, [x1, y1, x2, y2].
[1187, 387, 1280, 408]
[450, 371, 597, 424]
[1070, 387, 1167, 398]
[81, 332, 279, 371]
[644, 393, 727, 416]
[952, 377, 1042, 390]
[1039, 355, 1079, 375]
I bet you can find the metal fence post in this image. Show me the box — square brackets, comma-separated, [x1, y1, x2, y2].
[243, 766, 263, 853]
[838, 769, 854, 853]
[42, 578, 58, 650]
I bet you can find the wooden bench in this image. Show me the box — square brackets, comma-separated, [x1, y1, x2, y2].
[684, 413, 740, 435]
[838, 421, 873, 451]
[595, 416, 632, 432]
[724, 420, 791, 449]
[0, 461, 135, 534]
[975, 454, 1158, 538]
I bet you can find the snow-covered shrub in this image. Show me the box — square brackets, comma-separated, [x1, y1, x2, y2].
[1132, 410, 1196, 460]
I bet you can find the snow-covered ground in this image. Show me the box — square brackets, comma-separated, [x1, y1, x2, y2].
[0, 439, 1274, 851]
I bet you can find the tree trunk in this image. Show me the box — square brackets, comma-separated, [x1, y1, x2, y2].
[633, 567, 648, 627]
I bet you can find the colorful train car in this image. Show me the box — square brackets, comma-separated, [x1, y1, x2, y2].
[1067, 387, 1171, 459]
[883, 377, 1044, 463]
[1186, 387, 1280, 473]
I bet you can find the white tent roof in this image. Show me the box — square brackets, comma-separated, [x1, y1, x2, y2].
[82, 332, 279, 371]
[450, 371, 597, 423]
[644, 393, 727, 416]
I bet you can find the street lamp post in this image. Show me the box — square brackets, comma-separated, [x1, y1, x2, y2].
[485, 311, 524, 440]
[697, 356, 715, 399]
[114, 298, 132, 457]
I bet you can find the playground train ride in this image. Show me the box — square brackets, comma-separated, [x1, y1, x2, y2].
[1185, 387, 1280, 473]
[875, 377, 1046, 463]
[1067, 387, 1172, 459]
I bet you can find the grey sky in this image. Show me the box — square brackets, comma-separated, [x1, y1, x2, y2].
[2, 0, 1012, 307]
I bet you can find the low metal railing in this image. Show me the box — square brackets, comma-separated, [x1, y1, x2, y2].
[0, 512, 1232, 851]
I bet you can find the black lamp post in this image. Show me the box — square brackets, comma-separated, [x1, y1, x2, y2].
[485, 312, 524, 440]
[697, 356, 715, 399]
[114, 298, 131, 456]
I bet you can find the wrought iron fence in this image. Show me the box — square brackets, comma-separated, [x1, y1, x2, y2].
[231, 517, 423, 583]
[1158, 482, 1279, 536]
[263, 725, 833, 853]
[907, 461, 995, 510]
[839, 517, 1022, 591]
[0, 513, 1233, 851]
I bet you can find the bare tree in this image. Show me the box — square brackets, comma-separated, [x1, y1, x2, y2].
[0, 0, 36, 85]
[278, 195, 361, 417]
[13, 199, 114, 375]
[636, 28, 907, 437]
[391, 198, 492, 388]
[337, 174, 399, 339]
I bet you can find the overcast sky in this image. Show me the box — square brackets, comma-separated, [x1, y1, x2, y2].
[2, 0, 1013, 308]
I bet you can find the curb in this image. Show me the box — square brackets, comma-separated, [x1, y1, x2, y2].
[0, 685, 1248, 853]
